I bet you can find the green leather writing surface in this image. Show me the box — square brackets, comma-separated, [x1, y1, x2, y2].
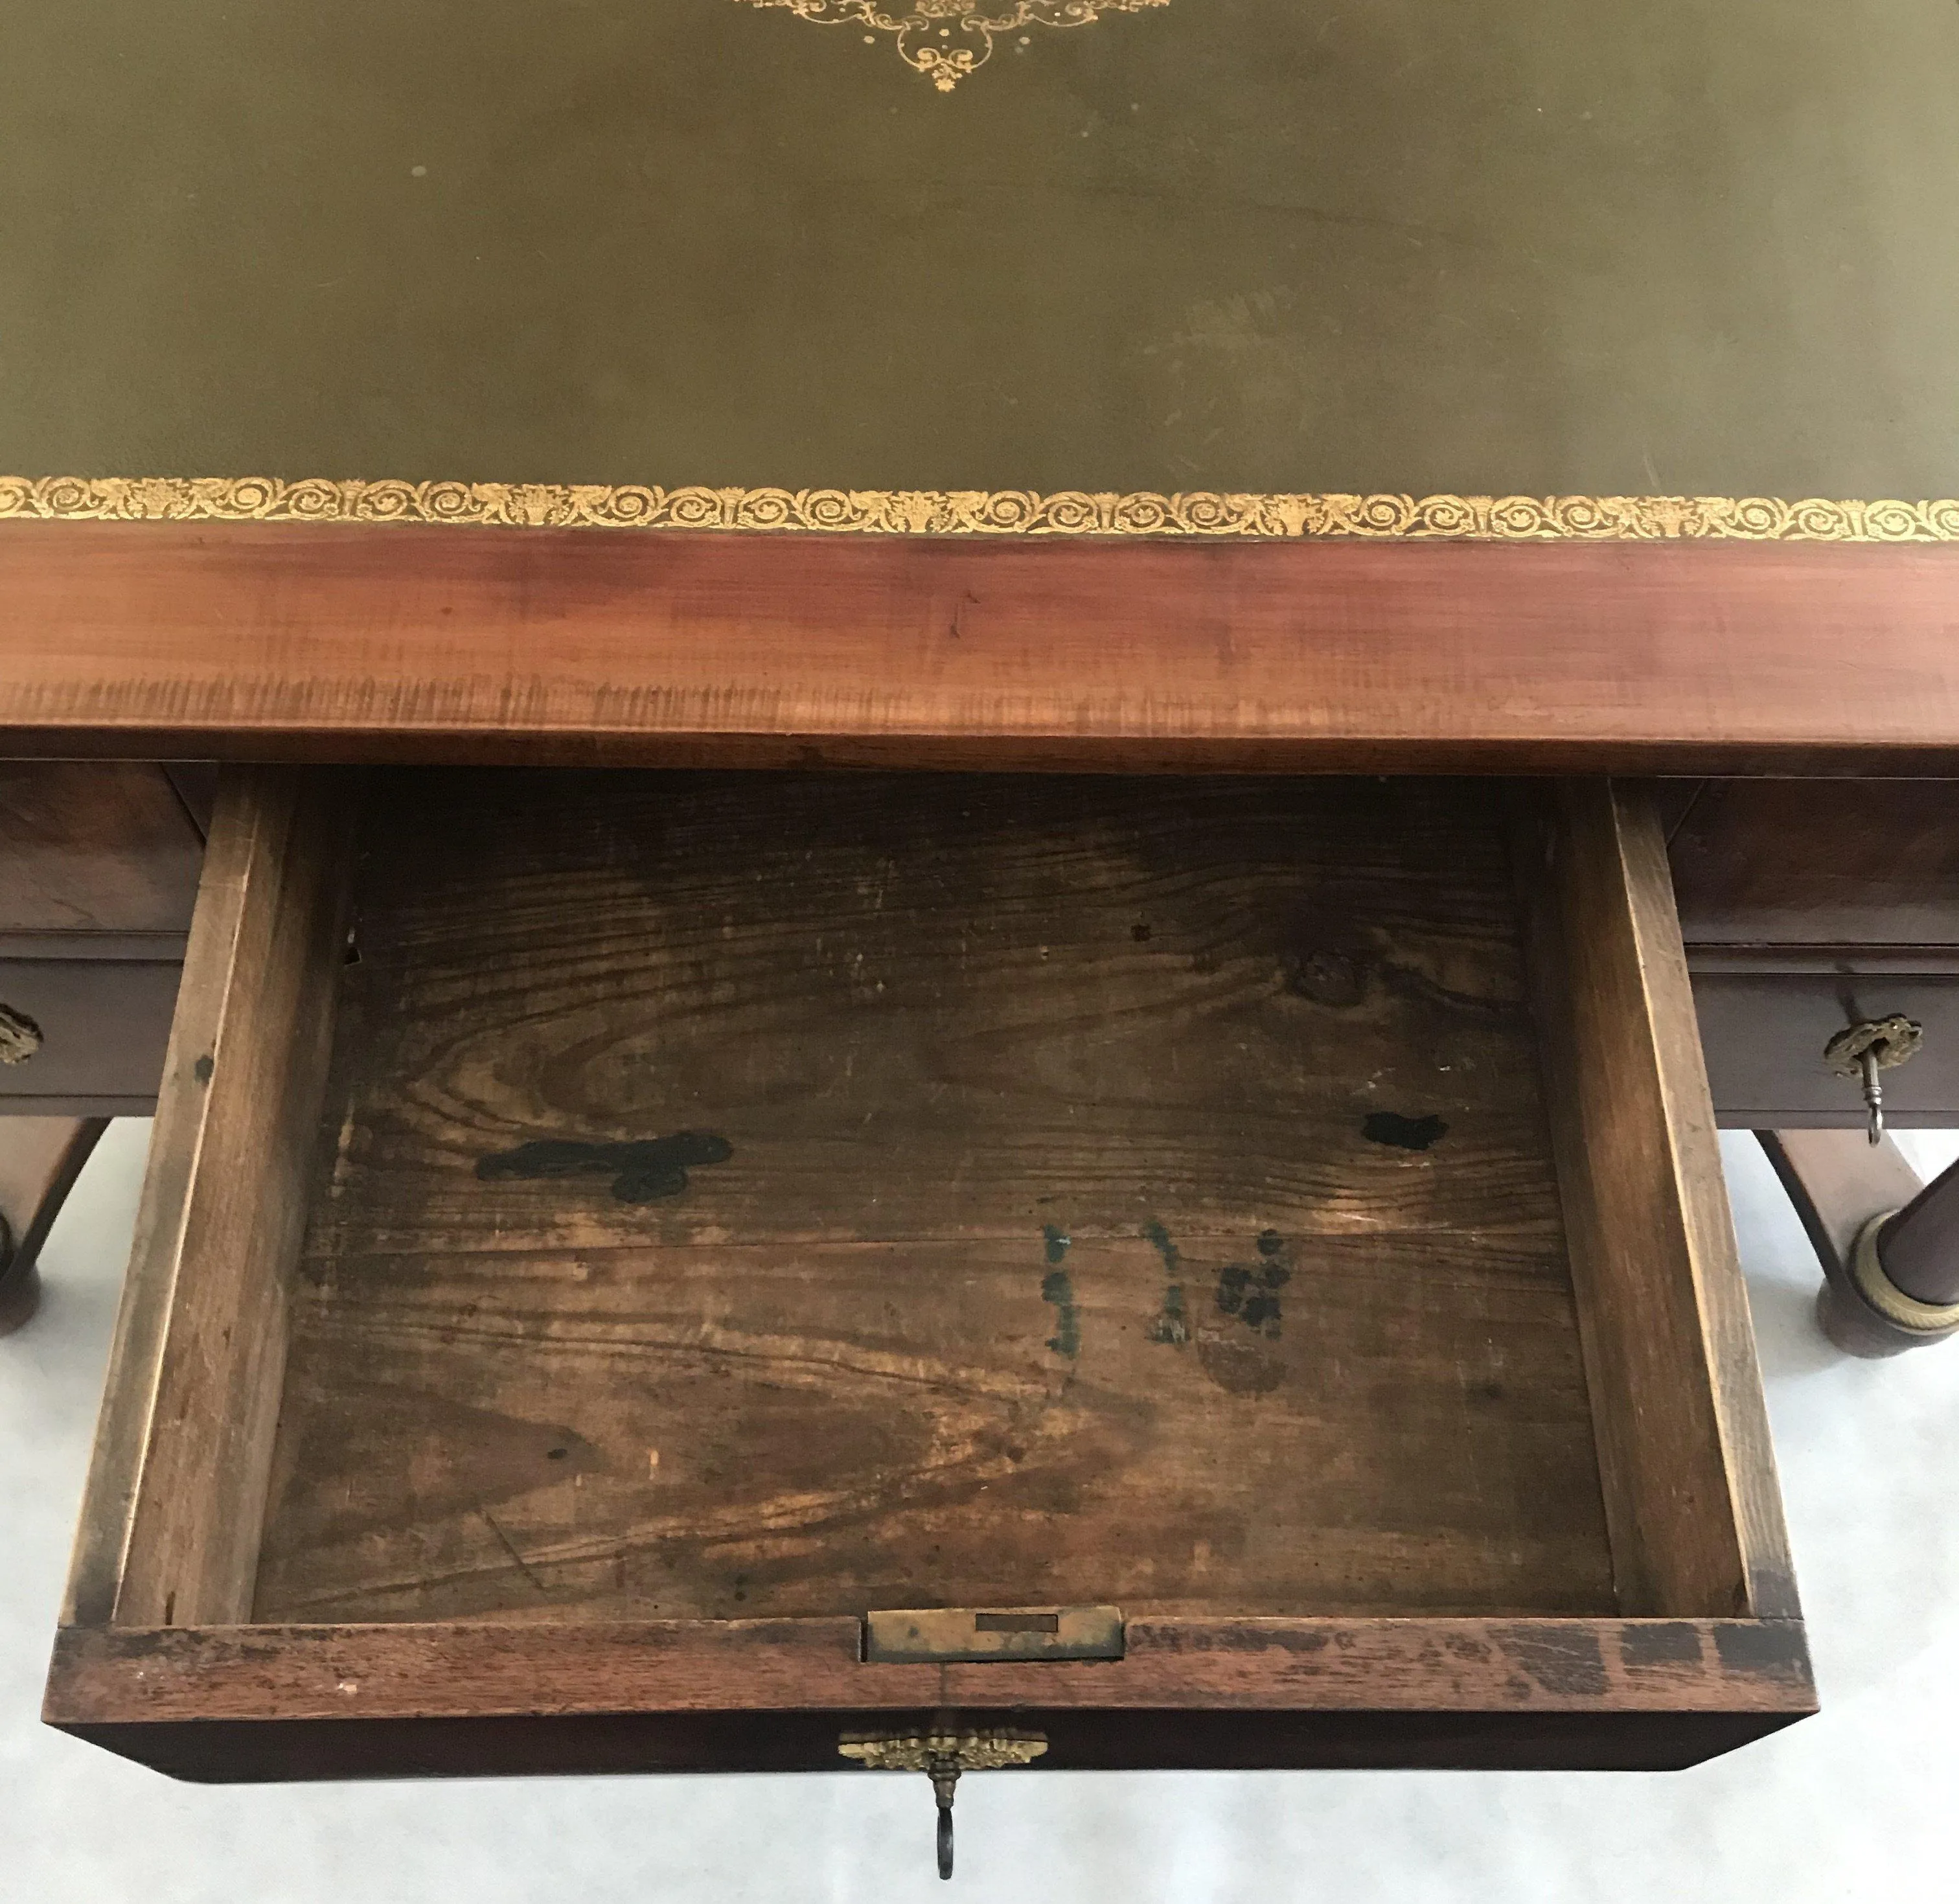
[3, 0, 1957, 520]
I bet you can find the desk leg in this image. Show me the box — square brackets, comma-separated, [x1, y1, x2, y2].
[1759, 1130, 1959, 1356]
[0, 1117, 110, 1336]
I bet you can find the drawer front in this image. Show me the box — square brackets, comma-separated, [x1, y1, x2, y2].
[45, 769, 1811, 1783]
[0, 959, 181, 1113]
[1668, 779, 1959, 954]
[0, 761, 203, 947]
[1696, 973, 1959, 1128]
[1662, 777, 1959, 1126]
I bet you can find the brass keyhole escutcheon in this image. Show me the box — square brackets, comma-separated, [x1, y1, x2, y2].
[0, 1002, 43, 1066]
[1824, 1014, 1924, 1145]
[838, 1727, 1048, 1879]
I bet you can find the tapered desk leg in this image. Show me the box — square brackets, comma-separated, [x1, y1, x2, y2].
[1759, 1130, 1959, 1357]
[0, 1118, 111, 1336]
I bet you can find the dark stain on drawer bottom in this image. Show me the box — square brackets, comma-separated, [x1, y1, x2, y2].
[1362, 1110, 1450, 1152]
[475, 1131, 732, 1204]
[1143, 1219, 1189, 1347]
[1042, 1267, 1081, 1358]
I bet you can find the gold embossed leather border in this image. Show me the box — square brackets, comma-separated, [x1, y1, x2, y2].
[4, 477, 1959, 540]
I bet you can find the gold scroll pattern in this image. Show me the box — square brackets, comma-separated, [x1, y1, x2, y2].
[739, 0, 1170, 91]
[5, 477, 1959, 540]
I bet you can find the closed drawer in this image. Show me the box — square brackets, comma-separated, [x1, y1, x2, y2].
[0, 760, 202, 1114]
[1694, 973, 1959, 1128]
[1664, 779, 1959, 1126]
[0, 761, 203, 946]
[0, 958, 183, 1113]
[47, 768, 1810, 1784]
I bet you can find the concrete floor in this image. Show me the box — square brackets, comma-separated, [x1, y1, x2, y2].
[4, 1120, 1954, 1902]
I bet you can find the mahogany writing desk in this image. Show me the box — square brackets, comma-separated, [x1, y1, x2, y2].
[5, 0, 1959, 1866]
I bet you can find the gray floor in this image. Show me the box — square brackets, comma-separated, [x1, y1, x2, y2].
[4, 1121, 1955, 1902]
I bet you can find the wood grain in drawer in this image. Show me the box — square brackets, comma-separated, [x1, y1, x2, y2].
[260, 774, 1605, 1628]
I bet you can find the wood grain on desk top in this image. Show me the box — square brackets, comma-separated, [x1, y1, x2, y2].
[5, 525, 1959, 767]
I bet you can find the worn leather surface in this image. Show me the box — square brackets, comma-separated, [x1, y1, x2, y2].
[3, 0, 1956, 496]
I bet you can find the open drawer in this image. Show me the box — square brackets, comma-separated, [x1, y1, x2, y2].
[45, 769, 1811, 1780]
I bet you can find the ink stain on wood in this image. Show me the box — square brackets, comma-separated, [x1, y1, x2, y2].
[1362, 1110, 1449, 1151]
[1196, 1232, 1292, 1394]
[1043, 1224, 1072, 1265]
[192, 1053, 214, 1084]
[1216, 1238, 1291, 1337]
[1147, 1281, 1190, 1346]
[475, 1131, 733, 1204]
[1041, 1267, 1081, 1359]
[1217, 1263, 1287, 1333]
[1143, 1219, 1189, 1346]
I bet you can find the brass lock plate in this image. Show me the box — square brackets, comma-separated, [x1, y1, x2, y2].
[864, 1604, 1125, 1664]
